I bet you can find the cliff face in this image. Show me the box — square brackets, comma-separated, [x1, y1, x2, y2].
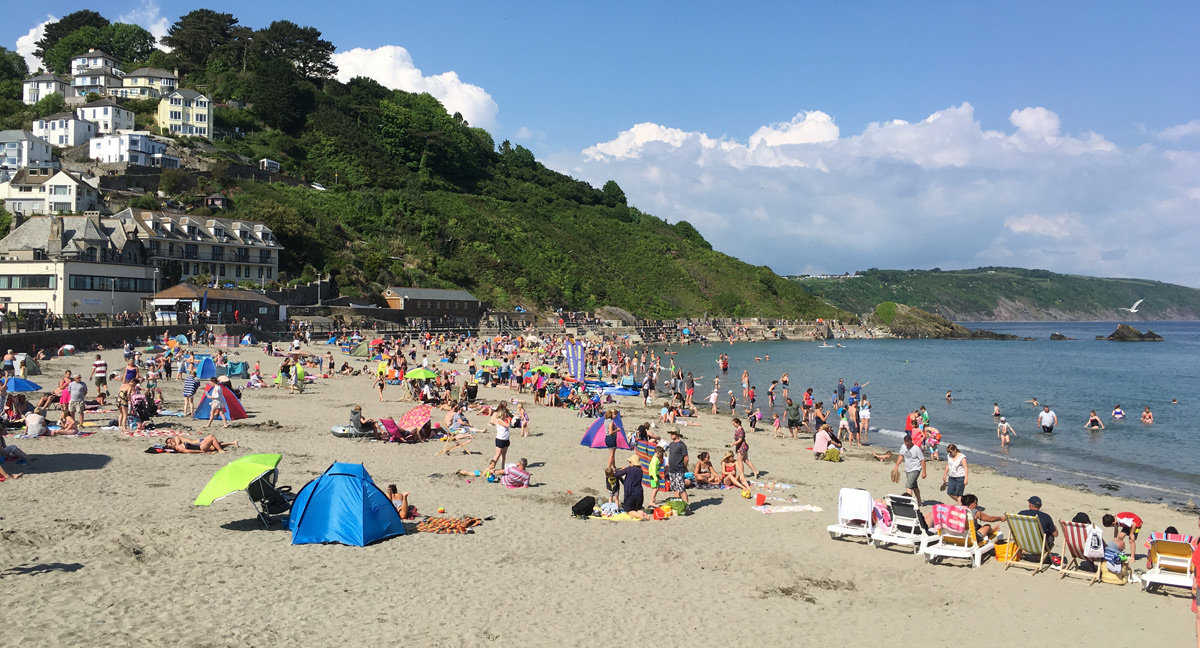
[870, 303, 1023, 340]
[937, 298, 1199, 322]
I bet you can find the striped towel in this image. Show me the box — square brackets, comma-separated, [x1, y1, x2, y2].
[931, 504, 968, 533]
[122, 429, 187, 438]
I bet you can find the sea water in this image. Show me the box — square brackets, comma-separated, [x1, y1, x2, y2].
[661, 321, 1200, 507]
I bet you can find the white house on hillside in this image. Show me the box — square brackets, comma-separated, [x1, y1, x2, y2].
[76, 99, 135, 134]
[89, 133, 179, 168]
[22, 73, 70, 105]
[0, 130, 54, 174]
[0, 168, 100, 215]
[32, 112, 98, 148]
[70, 49, 125, 98]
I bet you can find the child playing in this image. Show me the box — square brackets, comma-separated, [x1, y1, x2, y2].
[605, 466, 620, 504]
[708, 389, 719, 415]
[727, 391, 737, 413]
[924, 426, 942, 461]
[771, 413, 782, 438]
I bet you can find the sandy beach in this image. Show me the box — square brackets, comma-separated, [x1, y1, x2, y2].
[1, 342, 1196, 648]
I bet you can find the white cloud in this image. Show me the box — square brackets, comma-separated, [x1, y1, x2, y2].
[554, 103, 1200, 286]
[514, 126, 534, 140]
[1158, 120, 1200, 140]
[119, 0, 171, 45]
[1004, 213, 1080, 239]
[15, 15, 55, 72]
[331, 45, 499, 130]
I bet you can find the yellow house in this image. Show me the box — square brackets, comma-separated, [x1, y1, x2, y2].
[156, 89, 213, 140]
[112, 67, 177, 99]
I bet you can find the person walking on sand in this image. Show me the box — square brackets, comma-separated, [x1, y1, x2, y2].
[942, 444, 968, 505]
[731, 417, 759, 480]
[997, 416, 1015, 449]
[1038, 404, 1057, 433]
[486, 402, 513, 475]
[203, 378, 229, 428]
[894, 434, 927, 506]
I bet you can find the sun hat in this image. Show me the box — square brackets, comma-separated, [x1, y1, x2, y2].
[626, 454, 640, 465]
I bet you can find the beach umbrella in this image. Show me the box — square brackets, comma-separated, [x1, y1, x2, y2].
[533, 366, 557, 375]
[194, 454, 283, 506]
[579, 414, 631, 450]
[58, 344, 75, 356]
[479, 359, 502, 368]
[3, 377, 42, 392]
[404, 368, 438, 380]
[395, 404, 433, 433]
[369, 338, 385, 346]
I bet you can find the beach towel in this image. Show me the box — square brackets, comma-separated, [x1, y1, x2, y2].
[144, 445, 178, 453]
[416, 516, 482, 534]
[873, 501, 893, 528]
[123, 428, 187, 438]
[753, 505, 823, 514]
[930, 504, 968, 533]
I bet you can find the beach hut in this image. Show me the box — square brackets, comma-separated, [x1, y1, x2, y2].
[288, 462, 405, 546]
[195, 356, 218, 379]
[193, 384, 249, 420]
[580, 413, 631, 449]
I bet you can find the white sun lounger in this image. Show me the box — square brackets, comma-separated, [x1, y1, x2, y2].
[827, 487, 875, 546]
[922, 506, 994, 569]
[871, 494, 933, 554]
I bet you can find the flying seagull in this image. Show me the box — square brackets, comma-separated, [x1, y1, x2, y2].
[1119, 299, 1144, 313]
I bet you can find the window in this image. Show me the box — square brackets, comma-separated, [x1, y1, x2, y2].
[212, 247, 224, 260]
[169, 111, 182, 121]
[257, 267, 263, 279]
[183, 243, 197, 259]
[148, 240, 159, 253]
[195, 113, 207, 123]
[266, 269, 272, 279]
[187, 225, 197, 237]
[259, 250, 270, 263]
[68, 275, 153, 292]
[218, 264, 226, 277]
[50, 185, 70, 195]
[0, 275, 55, 289]
[192, 263, 199, 274]
[235, 266, 241, 278]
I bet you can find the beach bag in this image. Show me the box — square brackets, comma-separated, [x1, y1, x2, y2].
[1084, 526, 1105, 560]
[571, 496, 596, 518]
[666, 500, 687, 515]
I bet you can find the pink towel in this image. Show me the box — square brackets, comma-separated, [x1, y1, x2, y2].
[931, 504, 967, 533]
[872, 501, 892, 528]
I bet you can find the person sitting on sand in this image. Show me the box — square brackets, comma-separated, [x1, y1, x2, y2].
[1, 433, 31, 466]
[813, 423, 842, 461]
[497, 458, 531, 488]
[1084, 410, 1105, 430]
[57, 411, 80, 434]
[163, 434, 238, 453]
[385, 485, 417, 519]
[720, 451, 750, 491]
[872, 450, 895, 462]
[692, 451, 720, 485]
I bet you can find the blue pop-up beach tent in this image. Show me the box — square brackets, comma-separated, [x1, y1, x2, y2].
[580, 413, 631, 450]
[195, 356, 218, 379]
[288, 462, 405, 546]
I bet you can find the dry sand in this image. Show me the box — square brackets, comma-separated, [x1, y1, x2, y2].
[1, 344, 1196, 647]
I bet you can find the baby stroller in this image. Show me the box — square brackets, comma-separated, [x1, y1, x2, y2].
[131, 393, 158, 427]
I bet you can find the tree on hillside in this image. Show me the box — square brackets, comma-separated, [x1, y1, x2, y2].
[44, 23, 159, 75]
[249, 58, 313, 134]
[34, 10, 110, 69]
[255, 20, 337, 82]
[0, 48, 29, 101]
[163, 9, 239, 73]
[601, 180, 627, 207]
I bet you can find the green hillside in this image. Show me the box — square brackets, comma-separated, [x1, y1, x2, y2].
[795, 267, 1200, 321]
[0, 9, 849, 320]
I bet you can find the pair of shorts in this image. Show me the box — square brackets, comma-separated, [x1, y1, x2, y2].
[604, 433, 617, 449]
[495, 438, 510, 449]
[669, 471, 688, 492]
[1041, 425, 1054, 434]
[787, 418, 800, 427]
[905, 470, 921, 490]
[94, 376, 107, 387]
[947, 476, 965, 497]
[69, 401, 85, 417]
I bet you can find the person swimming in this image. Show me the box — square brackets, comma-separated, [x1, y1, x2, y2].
[1111, 404, 1125, 420]
[992, 403, 1001, 417]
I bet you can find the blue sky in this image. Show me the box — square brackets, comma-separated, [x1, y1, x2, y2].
[8, 2, 1200, 286]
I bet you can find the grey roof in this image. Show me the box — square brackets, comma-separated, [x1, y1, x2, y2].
[0, 214, 122, 255]
[81, 98, 129, 110]
[73, 49, 115, 60]
[37, 112, 78, 122]
[169, 89, 209, 101]
[0, 130, 42, 143]
[386, 287, 478, 301]
[26, 73, 68, 83]
[125, 67, 176, 80]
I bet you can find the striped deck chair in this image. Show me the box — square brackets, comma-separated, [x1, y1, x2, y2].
[923, 507, 994, 569]
[1004, 513, 1050, 575]
[1057, 521, 1100, 583]
[1140, 537, 1196, 594]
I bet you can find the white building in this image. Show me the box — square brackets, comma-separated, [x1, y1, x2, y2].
[112, 67, 177, 99]
[0, 168, 100, 216]
[0, 214, 155, 316]
[32, 112, 98, 148]
[70, 49, 122, 77]
[89, 132, 179, 168]
[76, 99, 135, 134]
[22, 73, 70, 105]
[0, 130, 55, 176]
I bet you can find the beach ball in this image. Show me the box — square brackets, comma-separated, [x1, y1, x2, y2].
[437, 507, 446, 514]
[740, 490, 751, 499]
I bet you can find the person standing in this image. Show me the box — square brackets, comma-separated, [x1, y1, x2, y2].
[730, 417, 759, 479]
[90, 354, 108, 404]
[666, 429, 690, 512]
[894, 434, 927, 506]
[784, 398, 801, 439]
[486, 402, 512, 475]
[182, 368, 200, 416]
[1038, 405, 1057, 433]
[204, 378, 229, 429]
[997, 416, 1015, 448]
[942, 444, 968, 505]
[67, 374, 88, 425]
[2, 349, 15, 377]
